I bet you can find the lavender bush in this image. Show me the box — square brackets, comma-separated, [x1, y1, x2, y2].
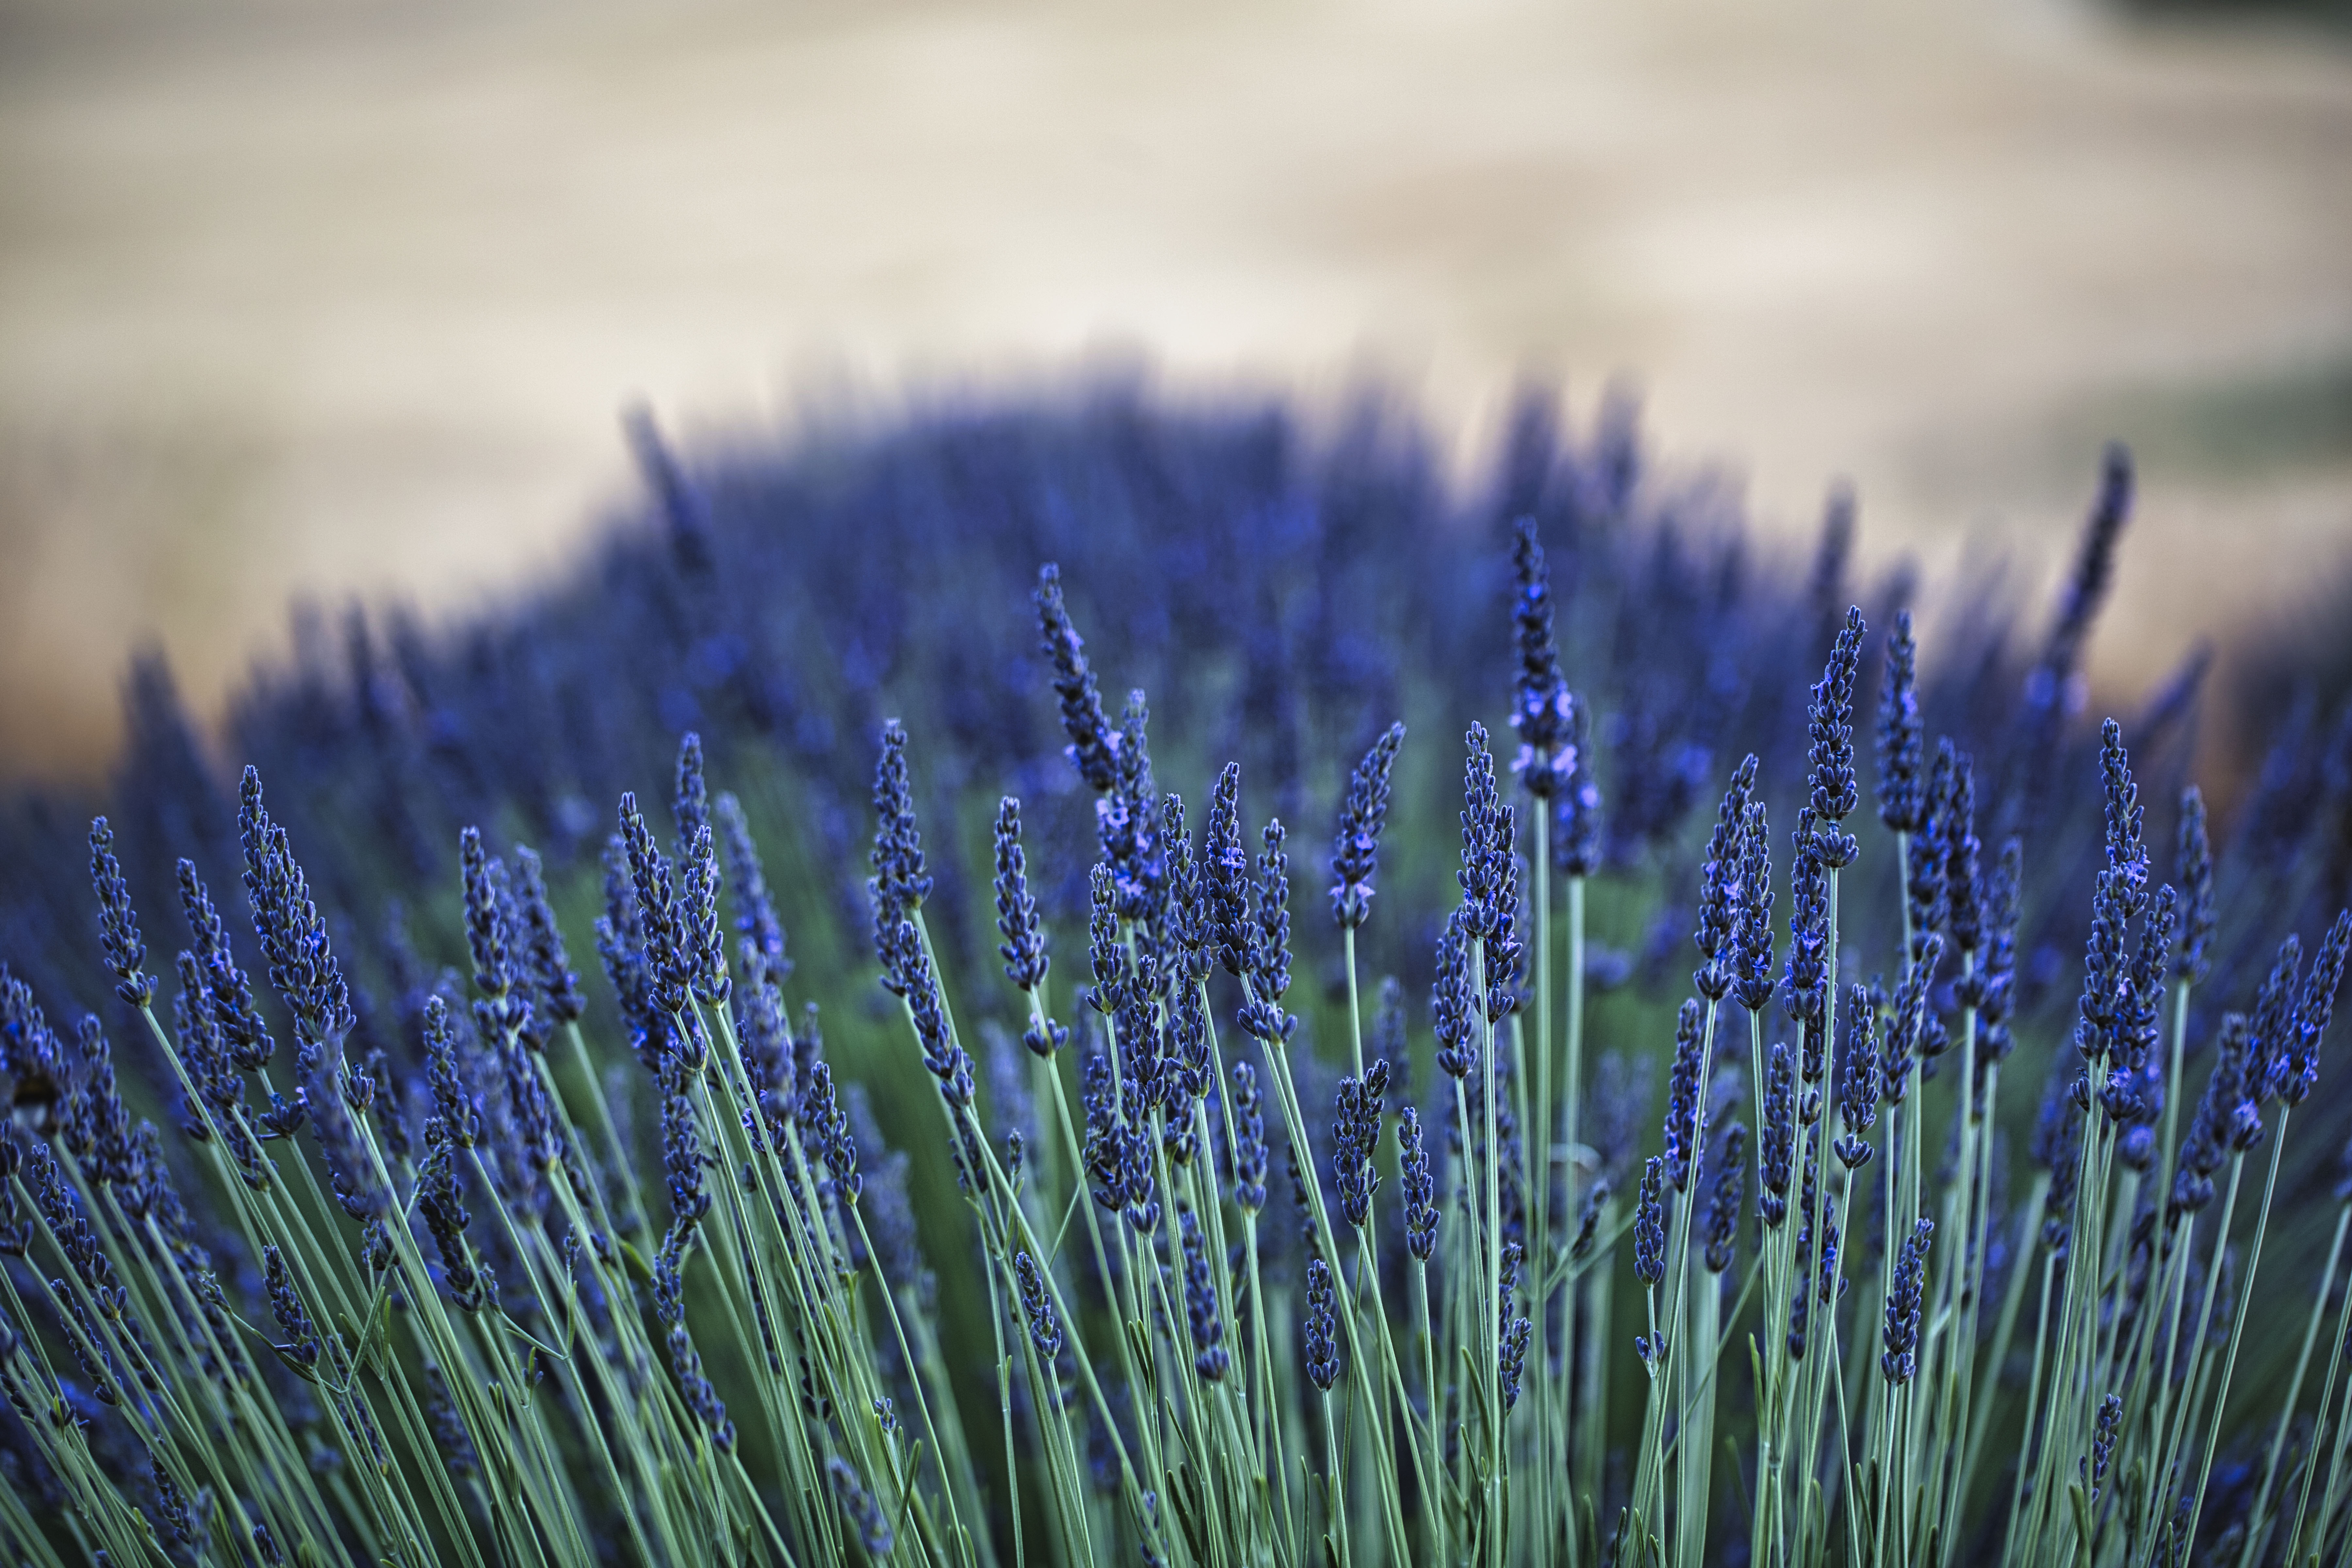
[2, 384, 2352, 1565]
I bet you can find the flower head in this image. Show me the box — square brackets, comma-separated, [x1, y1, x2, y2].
[1807, 607, 1867, 843]
[1634, 1155, 1668, 1285]
[1880, 1217, 1933, 1384]
[1507, 518, 1577, 797]
[2173, 787, 2215, 986]
[1398, 1106, 1438, 1261]
[1303, 1257, 1340, 1392]
[1876, 611, 1924, 834]
[87, 818, 152, 1008]
[1704, 1121, 1747, 1273]
[1331, 722, 1406, 929]
[1035, 563, 1120, 794]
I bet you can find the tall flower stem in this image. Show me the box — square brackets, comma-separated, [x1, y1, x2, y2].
[2238, 1200, 2350, 1567]
[2183, 1106, 2291, 1552]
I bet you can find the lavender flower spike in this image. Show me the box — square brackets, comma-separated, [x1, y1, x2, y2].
[1331, 722, 1406, 929]
[1881, 1217, 1933, 1384]
[88, 818, 153, 1008]
[1035, 563, 1120, 793]
[1508, 517, 1577, 798]
[1807, 607, 1867, 865]
[993, 797, 1050, 993]
[1876, 610, 1924, 834]
[1634, 1156, 1667, 1285]
[1303, 1257, 1340, 1391]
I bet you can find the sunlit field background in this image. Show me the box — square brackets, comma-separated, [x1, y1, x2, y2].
[1, 0, 2348, 784]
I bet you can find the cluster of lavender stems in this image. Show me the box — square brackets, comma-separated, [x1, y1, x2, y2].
[8, 427, 2352, 1568]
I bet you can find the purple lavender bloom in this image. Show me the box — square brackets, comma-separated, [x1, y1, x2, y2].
[712, 792, 790, 992]
[1782, 808, 1831, 1075]
[1835, 985, 1878, 1170]
[1303, 1257, 1340, 1392]
[262, 1243, 318, 1371]
[2073, 721, 2149, 1074]
[1230, 1060, 1269, 1213]
[1330, 722, 1405, 930]
[511, 845, 586, 1025]
[1905, 742, 1953, 954]
[1500, 1312, 1532, 1412]
[1253, 819, 1292, 1003]
[1943, 752, 1983, 958]
[1015, 1250, 1063, 1363]
[897, 922, 973, 1110]
[1399, 1105, 1438, 1261]
[1881, 1218, 1933, 1384]
[2287, 908, 2352, 1106]
[174, 859, 272, 1075]
[1097, 690, 1164, 922]
[1760, 1041, 1794, 1227]
[1332, 1059, 1389, 1230]
[1204, 764, 1251, 981]
[653, 1228, 737, 1452]
[1120, 1120, 1160, 1236]
[1733, 800, 1776, 1013]
[61, 1014, 132, 1189]
[1634, 1156, 1667, 1285]
[826, 1457, 891, 1554]
[1180, 1209, 1228, 1381]
[460, 827, 517, 1001]
[1877, 611, 1925, 835]
[423, 995, 478, 1150]
[1238, 820, 1297, 1045]
[676, 821, 730, 1008]
[2173, 787, 2215, 987]
[672, 730, 710, 849]
[237, 768, 356, 1060]
[1482, 804, 1523, 1025]
[2089, 1394, 2122, 1501]
[1694, 756, 1757, 1001]
[619, 792, 687, 1016]
[1808, 607, 1867, 846]
[306, 1057, 388, 1222]
[1663, 999, 1706, 1192]
[2025, 444, 2132, 749]
[733, 957, 795, 1139]
[1458, 725, 1504, 936]
[804, 1061, 861, 1206]
[1966, 838, 2024, 1071]
[2171, 1014, 2253, 1218]
[164, 1038, 234, 1160]
[2248, 937, 2302, 1110]
[1508, 518, 1578, 798]
[1082, 1050, 1124, 1215]
[1086, 861, 1127, 1018]
[1035, 563, 1120, 794]
[1161, 793, 1208, 981]
[1703, 1121, 1747, 1273]
[87, 818, 153, 1008]
[993, 796, 1049, 995]
[1433, 906, 1478, 1081]
[867, 720, 933, 995]
[1884, 940, 1942, 1108]
[660, 1069, 712, 1229]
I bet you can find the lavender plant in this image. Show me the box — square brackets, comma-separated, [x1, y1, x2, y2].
[6, 390, 2352, 1566]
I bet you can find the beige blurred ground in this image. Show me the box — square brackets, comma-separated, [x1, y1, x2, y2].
[2, 0, 2348, 781]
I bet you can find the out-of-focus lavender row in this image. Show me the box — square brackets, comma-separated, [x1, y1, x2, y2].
[0, 383, 2340, 1098]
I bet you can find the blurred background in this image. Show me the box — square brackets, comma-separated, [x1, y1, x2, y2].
[1, 0, 2347, 784]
